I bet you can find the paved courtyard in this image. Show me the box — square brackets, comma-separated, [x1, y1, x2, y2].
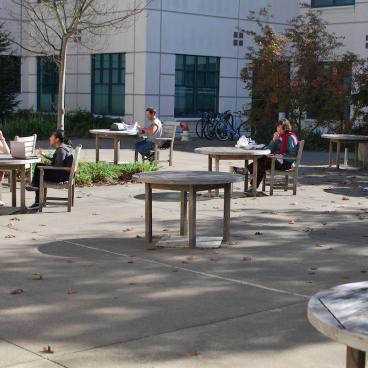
[1, 141, 368, 367]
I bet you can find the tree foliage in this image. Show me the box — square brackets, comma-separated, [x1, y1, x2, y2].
[241, 7, 368, 134]
[0, 23, 19, 123]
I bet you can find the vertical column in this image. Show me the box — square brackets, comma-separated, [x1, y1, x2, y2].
[188, 187, 197, 249]
[145, 183, 153, 243]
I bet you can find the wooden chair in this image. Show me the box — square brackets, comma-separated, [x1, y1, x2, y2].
[39, 145, 82, 212]
[152, 122, 178, 166]
[263, 140, 305, 196]
[15, 134, 37, 183]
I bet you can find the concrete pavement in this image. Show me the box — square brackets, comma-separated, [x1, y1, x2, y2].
[0, 141, 367, 367]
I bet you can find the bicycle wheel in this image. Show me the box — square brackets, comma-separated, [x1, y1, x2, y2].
[203, 121, 216, 140]
[215, 121, 230, 141]
[196, 118, 205, 138]
[237, 121, 251, 138]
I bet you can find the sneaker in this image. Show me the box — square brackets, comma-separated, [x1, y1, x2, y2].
[25, 185, 39, 192]
[28, 202, 39, 209]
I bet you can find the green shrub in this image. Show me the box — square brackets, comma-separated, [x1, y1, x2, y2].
[75, 161, 158, 187]
[0, 110, 119, 140]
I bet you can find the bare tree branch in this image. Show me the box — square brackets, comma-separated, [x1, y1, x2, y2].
[8, 0, 151, 130]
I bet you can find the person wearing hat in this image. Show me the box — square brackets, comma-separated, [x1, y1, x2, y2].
[136, 107, 163, 161]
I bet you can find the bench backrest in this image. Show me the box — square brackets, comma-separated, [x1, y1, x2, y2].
[69, 145, 82, 184]
[295, 140, 305, 169]
[161, 122, 177, 140]
[15, 134, 37, 155]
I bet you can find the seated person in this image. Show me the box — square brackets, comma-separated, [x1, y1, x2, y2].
[0, 130, 10, 207]
[249, 119, 299, 188]
[26, 130, 74, 209]
[135, 107, 162, 161]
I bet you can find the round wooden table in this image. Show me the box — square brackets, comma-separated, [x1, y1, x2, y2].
[322, 134, 368, 169]
[308, 282, 368, 368]
[0, 155, 40, 211]
[194, 147, 271, 197]
[133, 171, 243, 248]
[89, 129, 139, 164]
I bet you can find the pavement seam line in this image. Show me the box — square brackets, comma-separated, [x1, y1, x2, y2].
[62, 239, 310, 299]
[0, 222, 310, 299]
[0, 337, 69, 368]
[49, 300, 308, 359]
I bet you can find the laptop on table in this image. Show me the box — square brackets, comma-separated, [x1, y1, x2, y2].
[10, 141, 38, 159]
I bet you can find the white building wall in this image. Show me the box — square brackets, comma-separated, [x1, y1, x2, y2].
[1, 0, 299, 123]
[306, 1, 368, 58]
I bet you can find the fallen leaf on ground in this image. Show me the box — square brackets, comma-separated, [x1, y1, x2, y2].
[122, 227, 134, 232]
[255, 232, 263, 236]
[5, 235, 15, 239]
[342, 196, 350, 201]
[243, 256, 253, 261]
[10, 289, 24, 295]
[136, 235, 142, 239]
[10, 217, 20, 222]
[66, 288, 77, 295]
[41, 346, 54, 354]
[186, 352, 200, 357]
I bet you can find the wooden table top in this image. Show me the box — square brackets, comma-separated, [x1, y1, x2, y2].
[134, 171, 244, 186]
[195, 147, 271, 156]
[322, 134, 368, 142]
[0, 154, 41, 166]
[89, 129, 138, 137]
[308, 282, 368, 352]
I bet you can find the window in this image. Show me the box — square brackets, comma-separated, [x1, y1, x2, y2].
[0, 56, 21, 93]
[311, 0, 355, 8]
[37, 57, 58, 112]
[91, 53, 125, 116]
[175, 55, 220, 117]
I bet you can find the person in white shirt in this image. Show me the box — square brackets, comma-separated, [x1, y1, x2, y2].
[0, 130, 10, 207]
[136, 107, 162, 161]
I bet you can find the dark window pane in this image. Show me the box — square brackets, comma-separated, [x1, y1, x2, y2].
[311, 0, 354, 7]
[37, 57, 59, 112]
[175, 54, 220, 117]
[92, 53, 125, 115]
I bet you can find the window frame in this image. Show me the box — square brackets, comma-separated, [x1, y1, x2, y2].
[311, 0, 355, 8]
[174, 54, 220, 118]
[37, 57, 59, 113]
[91, 53, 126, 116]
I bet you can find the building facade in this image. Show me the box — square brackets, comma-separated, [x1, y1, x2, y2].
[3, 1, 365, 124]
[1, 0, 299, 123]
[308, 0, 368, 59]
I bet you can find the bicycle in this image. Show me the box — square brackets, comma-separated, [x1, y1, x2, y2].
[196, 112, 217, 140]
[215, 111, 251, 141]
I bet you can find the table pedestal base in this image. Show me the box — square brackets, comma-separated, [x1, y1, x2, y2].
[157, 235, 223, 249]
[347, 347, 366, 368]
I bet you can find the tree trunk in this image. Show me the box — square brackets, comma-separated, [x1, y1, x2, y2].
[57, 39, 68, 131]
[298, 112, 302, 135]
